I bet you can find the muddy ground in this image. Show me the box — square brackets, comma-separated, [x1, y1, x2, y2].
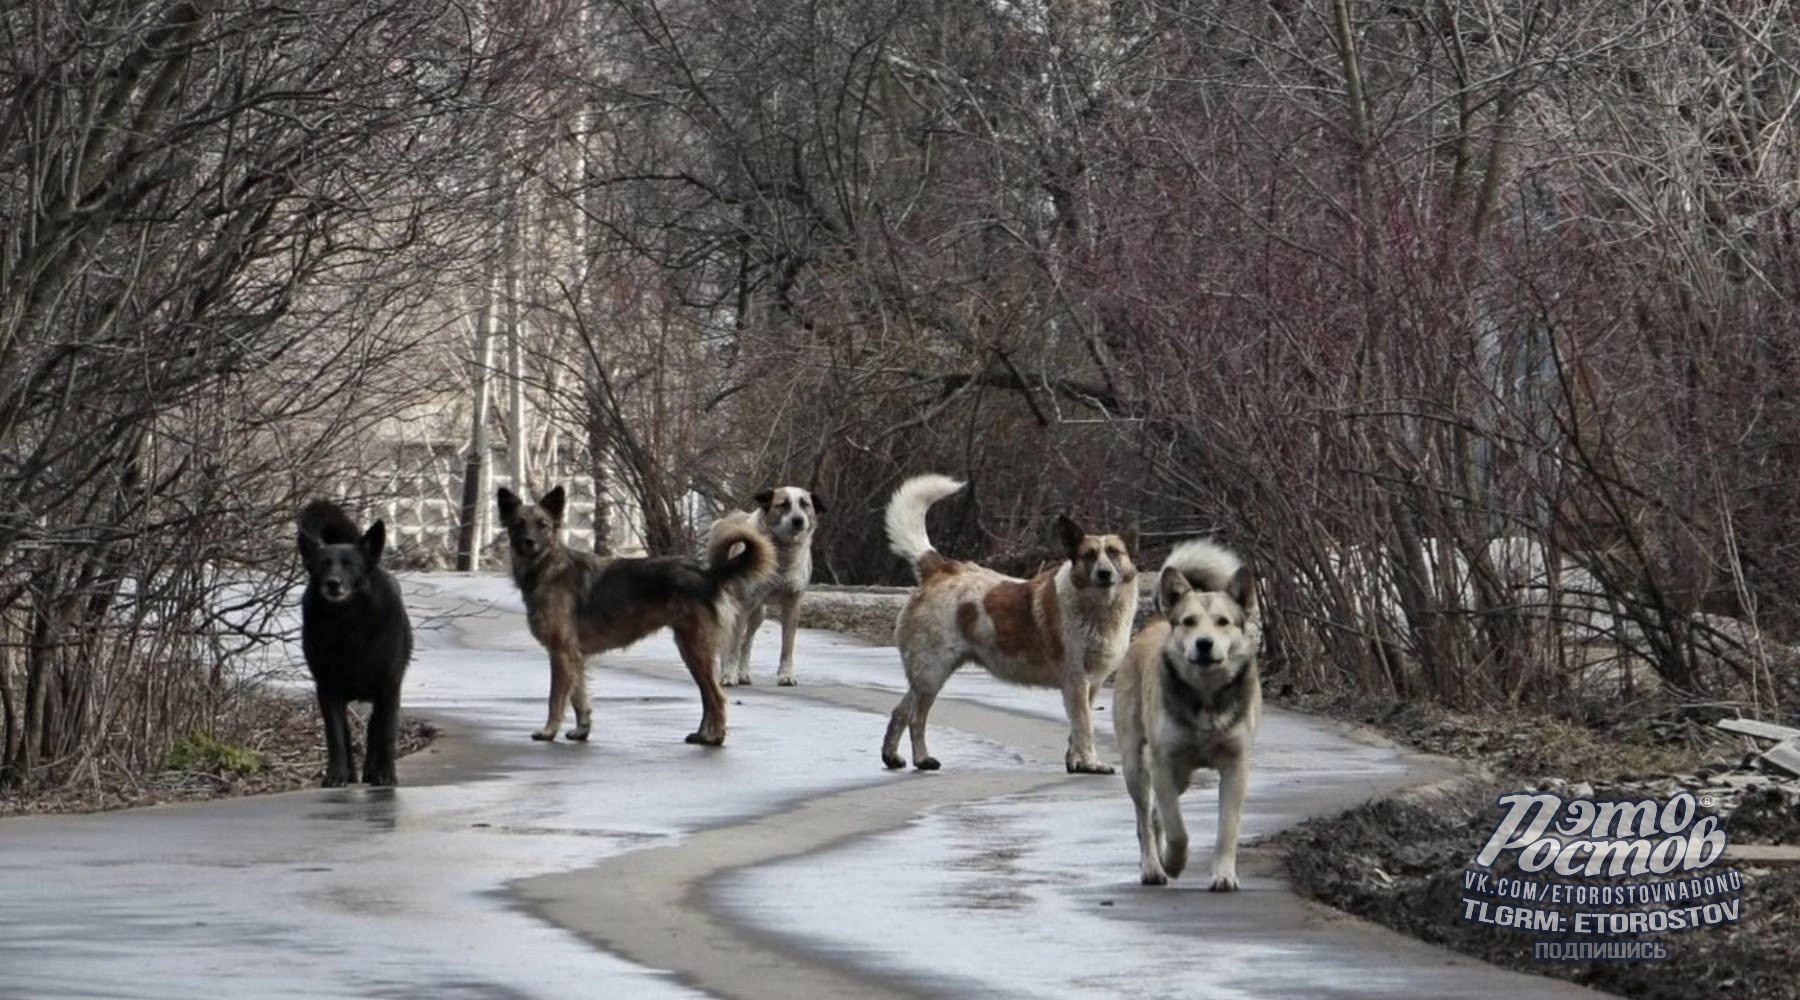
[0, 691, 437, 817]
[1274, 683, 1800, 992]
[1265, 680, 1800, 999]
[1280, 778, 1800, 1000]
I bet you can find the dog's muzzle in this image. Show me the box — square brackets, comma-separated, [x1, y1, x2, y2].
[516, 539, 540, 558]
[1189, 637, 1219, 664]
[320, 580, 349, 602]
[1093, 567, 1117, 587]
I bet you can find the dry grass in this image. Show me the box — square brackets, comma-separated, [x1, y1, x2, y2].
[0, 690, 437, 818]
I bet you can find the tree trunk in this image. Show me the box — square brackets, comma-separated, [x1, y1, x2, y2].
[576, 25, 611, 552]
[505, 184, 528, 496]
[455, 267, 499, 571]
[0, 613, 16, 787]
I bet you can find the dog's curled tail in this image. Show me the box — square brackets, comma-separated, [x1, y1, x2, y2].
[705, 523, 777, 592]
[1162, 539, 1257, 618]
[885, 474, 964, 577]
[1163, 539, 1242, 591]
[298, 499, 362, 548]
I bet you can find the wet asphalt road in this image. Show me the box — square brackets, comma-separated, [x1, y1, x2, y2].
[0, 575, 1600, 999]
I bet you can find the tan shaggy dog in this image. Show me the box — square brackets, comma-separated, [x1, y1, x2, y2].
[1113, 539, 1262, 891]
[708, 485, 824, 687]
[880, 474, 1138, 774]
[497, 485, 774, 746]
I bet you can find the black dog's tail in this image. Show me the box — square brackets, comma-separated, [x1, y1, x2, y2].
[298, 499, 363, 547]
[704, 524, 776, 595]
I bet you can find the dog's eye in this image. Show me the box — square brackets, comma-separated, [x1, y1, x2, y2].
[1181, 616, 1198, 627]
[1216, 617, 1230, 628]
[1105, 545, 1122, 558]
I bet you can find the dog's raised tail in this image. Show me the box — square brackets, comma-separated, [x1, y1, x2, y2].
[705, 523, 776, 592]
[1162, 539, 1256, 617]
[298, 499, 362, 547]
[885, 474, 964, 578]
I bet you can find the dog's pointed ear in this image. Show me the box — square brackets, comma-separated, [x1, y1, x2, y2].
[1228, 564, 1256, 615]
[540, 485, 566, 522]
[807, 491, 826, 514]
[497, 487, 523, 525]
[753, 489, 774, 510]
[1158, 565, 1193, 614]
[1055, 514, 1086, 556]
[361, 520, 387, 565]
[297, 529, 320, 561]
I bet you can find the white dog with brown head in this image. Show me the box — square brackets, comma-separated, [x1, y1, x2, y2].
[709, 485, 824, 686]
[880, 474, 1138, 774]
[1113, 539, 1262, 891]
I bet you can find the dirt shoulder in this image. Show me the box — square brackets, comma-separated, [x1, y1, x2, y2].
[1268, 686, 1800, 847]
[1266, 688, 1800, 1000]
[0, 688, 437, 818]
[799, 585, 910, 645]
[1279, 774, 1800, 1000]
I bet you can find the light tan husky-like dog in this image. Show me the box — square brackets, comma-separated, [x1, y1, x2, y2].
[881, 474, 1138, 774]
[1114, 539, 1262, 891]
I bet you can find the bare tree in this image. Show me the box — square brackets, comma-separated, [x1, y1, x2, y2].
[0, 0, 512, 790]
[525, 0, 1800, 714]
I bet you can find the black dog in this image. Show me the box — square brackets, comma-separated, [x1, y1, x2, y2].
[297, 500, 413, 787]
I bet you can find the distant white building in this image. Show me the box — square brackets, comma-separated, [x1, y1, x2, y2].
[358, 398, 650, 568]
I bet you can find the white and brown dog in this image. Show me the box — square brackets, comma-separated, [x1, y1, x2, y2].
[880, 474, 1137, 774]
[1114, 539, 1262, 891]
[709, 485, 824, 686]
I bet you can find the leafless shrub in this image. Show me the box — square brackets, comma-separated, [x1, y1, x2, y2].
[0, 0, 511, 791]
[550, 1, 1800, 714]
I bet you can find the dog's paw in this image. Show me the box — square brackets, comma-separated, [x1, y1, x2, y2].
[530, 729, 557, 742]
[776, 675, 797, 687]
[881, 753, 908, 770]
[1161, 840, 1189, 878]
[366, 772, 397, 788]
[321, 773, 349, 789]
[915, 756, 941, 771]
[685, 730, 726, 746]
[1066, 759, 1115, 775]
[720, 676, 739, 687]
[1140, 869, 1169, 887]
[565, 726, 591, 742]
[1209, 873, 1241, 893]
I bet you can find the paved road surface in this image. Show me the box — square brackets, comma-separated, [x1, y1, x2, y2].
[0, 575, 1599, 999]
